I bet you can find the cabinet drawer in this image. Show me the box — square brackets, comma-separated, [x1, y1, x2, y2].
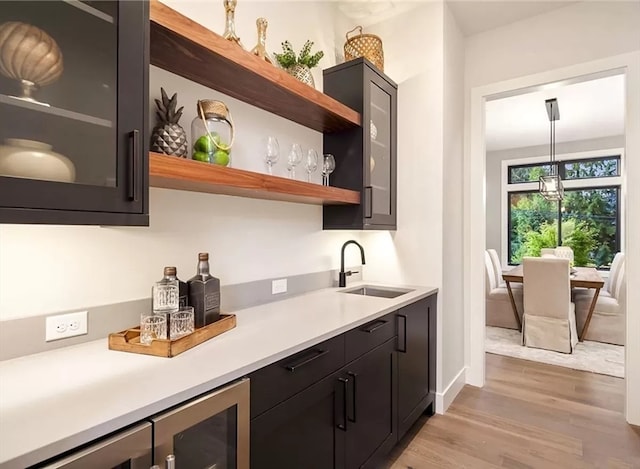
[250, 334, 345, 419]
[345, 313, 396, 363]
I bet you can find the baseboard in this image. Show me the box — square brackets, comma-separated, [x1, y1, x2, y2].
[436, 366, 467, 414]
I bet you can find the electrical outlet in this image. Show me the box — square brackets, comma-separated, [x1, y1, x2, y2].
[45, 311, 88, 342]
[272, 278, 287, 295]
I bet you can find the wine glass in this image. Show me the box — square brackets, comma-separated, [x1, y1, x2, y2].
[322, 154, 335, 186]
[305, 149, 319, 183]
[264, 136, 279, 175]
[287, 143, 303, 179]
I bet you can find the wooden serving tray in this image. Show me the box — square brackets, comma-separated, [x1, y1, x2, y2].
[108, 314, 236, 358]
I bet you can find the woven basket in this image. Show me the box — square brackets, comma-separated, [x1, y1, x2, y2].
[344, 26, 384, 71]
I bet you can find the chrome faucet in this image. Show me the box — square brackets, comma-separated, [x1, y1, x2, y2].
[339, 240, 366, 287]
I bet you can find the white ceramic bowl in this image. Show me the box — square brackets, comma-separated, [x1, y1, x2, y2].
[0, 138, 75, 183]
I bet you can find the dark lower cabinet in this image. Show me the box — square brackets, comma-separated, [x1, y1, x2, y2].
[396, 294, 437, 439]
[250, 293, 437, 468]
[250, 370, 346, 469]
[251, 339, 398, 469]
[344, 339, 397, 469]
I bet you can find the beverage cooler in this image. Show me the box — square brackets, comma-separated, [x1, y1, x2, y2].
[37, 379, 250, 469]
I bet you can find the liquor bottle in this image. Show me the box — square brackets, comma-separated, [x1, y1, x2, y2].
[188, 253, 221, 327]
[152, 267, 180, 316]
[165, 267, 189, 308]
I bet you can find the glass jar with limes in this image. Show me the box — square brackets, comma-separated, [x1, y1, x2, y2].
[191, 100, 234, 167]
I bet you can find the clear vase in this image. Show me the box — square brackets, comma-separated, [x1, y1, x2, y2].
[191, 100, 234, 167]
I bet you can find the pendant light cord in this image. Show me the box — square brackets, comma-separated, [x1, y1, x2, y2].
[550, 100, 556, 174]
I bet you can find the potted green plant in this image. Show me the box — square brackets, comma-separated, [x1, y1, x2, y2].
[274, 40, 324, 88]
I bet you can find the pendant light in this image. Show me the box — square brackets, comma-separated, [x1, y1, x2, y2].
[539, 98, 564, 201]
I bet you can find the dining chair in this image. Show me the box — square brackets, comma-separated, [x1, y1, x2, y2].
[485, 251, 523, 329]
[522, 256, 578, 353]
[575, 262, 626, 345]
[574, 252, 625, 301]
[540, 248, 557, 257]
[555, 246, 574, 263]
[487, 249, 523, 290]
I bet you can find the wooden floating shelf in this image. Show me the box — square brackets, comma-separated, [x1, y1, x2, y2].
[149, 152, 361, 206]
[149, 0, 361, 133]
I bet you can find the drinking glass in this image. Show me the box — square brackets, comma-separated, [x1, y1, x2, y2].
[322, 154, 336, 186]
[140, 313, 167, 345]
[287, 143, 303, 179]
[305, 149, 319, 183]
[264, 136, 279, 175]
[170, 306, 195, 340]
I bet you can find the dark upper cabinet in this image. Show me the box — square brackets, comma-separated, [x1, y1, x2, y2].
[323, 58, 397, 230]
[0, 1, 149, 225]
[396, 294, 437, 439]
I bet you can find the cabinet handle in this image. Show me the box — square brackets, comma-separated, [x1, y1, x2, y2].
[360, 319, 387, 334]
[284, 349, 328, 372]
[128, 130, 140, 202]
[337, 377, 349, 431]
[397, 314, 407, 353]
[364, 186, 373, 218]
[347, 372, 357, 423]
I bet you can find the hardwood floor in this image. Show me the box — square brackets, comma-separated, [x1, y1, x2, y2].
[385, 353, 640, 469]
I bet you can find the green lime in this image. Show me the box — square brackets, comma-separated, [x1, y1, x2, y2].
[213, 149, 230, 166]
[193, 151, 210, 163]
[194, 134, 220, 153]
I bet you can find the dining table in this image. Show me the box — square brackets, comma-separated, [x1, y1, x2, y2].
[502, 265, 605, 341]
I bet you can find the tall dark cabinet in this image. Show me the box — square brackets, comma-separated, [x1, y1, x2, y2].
[0, 1, 149, 225]
[323, 58, 397, 230]
[396, 294, 437, 439]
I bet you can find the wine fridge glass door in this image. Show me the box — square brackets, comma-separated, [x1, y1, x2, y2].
[152, 379, 250, 469]
[39, 422, 152, 469]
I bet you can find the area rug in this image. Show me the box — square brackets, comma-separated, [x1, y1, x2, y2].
[485, 326, 625, 378]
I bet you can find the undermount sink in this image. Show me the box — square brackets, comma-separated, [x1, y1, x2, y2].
[341, 285, 414, 299]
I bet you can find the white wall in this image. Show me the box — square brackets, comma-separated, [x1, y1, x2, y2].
[465, 1, 640, 89]
[361, 4, 446, 406]
[0, 1, 366, 320]
[441, 2, 466, 400]
[463, 0, 640, 424]
[485, 135, 626, 255]
[359, 1, 468, 411]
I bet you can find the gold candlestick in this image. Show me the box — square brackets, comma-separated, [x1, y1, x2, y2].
[222, 0, 243, 48]
[250, 18, 274, 64]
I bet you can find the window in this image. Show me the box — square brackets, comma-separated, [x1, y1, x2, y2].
[562, 156, 619, 180]
[505, 155, 622, 269]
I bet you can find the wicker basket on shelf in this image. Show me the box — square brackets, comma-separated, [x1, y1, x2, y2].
[344, 26, 384, 71]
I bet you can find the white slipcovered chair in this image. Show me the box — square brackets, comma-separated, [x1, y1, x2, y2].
[485, 251, 523, 329]
[540, 248, 557, 257]
[555, 246, 574, 263]
[487, 249, 523, 290]
[522, 257, 578, 353]
[575, 262, 626, 345]
[574, 252, 625, 302]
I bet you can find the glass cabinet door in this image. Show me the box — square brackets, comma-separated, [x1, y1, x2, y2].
[0, 1, 146, 219]
[152, 379, 250, 469]
[365, 77, 396, 228]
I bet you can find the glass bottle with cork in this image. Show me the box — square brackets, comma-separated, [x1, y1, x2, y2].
[188, 253, 221, 328]
[152, 266, 180, 316]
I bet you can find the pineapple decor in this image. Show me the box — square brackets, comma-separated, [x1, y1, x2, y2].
[150, 88, 188, 157]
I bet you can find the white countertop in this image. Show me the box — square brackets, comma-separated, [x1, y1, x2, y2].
[0, 282, 437, 468]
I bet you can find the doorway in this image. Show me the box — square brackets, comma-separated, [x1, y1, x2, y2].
[464, 52, 640, 424]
